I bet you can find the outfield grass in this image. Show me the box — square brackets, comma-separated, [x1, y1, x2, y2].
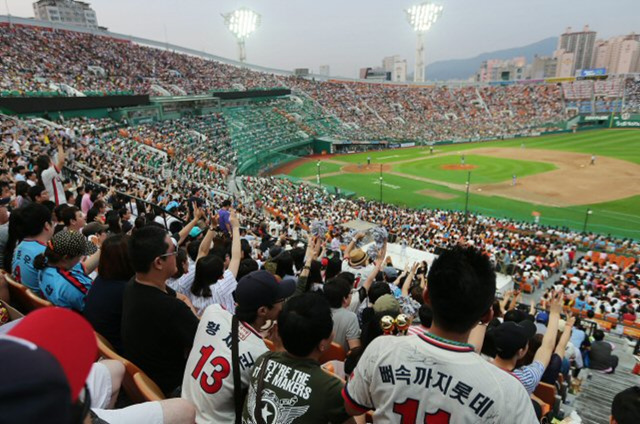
[285, 130, 640, 239]
[287, 161, 342, 178]
[393, 154, 556, 185]
[335, 129, 640, 165]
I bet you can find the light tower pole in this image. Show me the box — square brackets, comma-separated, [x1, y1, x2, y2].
[222, 8, 261, 63]
[405, 2, 443, 82]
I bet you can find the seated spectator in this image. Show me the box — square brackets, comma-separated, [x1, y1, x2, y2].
[8, 203, 54, 294]
[182, 269, 295, 423]
[491, 291, 563, 394]
[83, 234, 135, 353]
[34, 230, 97, 311]
[323, 277, 361, 352]
[610, 386, 640, 424]
[242, 293, 353, 424]
[589, 329, 619, 374]
[345, 294, 404, 375]
[122, 225, 199, 396]
[518, 317, 576, 385]
[343, 247, 538, 422]
[407, 303, 433, 336]
[27, 185, 49, 204]
[60, 205, 85, 232]
[0, 307, 196, 424]
[0, 197, 9, 269]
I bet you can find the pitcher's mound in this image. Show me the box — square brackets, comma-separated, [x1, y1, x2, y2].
[441, 164, 477, 170]
[342, 163, 393, 174]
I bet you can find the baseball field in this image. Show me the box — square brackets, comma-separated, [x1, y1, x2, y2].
[274, 129, 640, 239]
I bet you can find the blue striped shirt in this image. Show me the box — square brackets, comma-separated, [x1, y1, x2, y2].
[512, 360, 545, 395]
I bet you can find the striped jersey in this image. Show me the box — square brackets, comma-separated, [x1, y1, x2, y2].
[343, 333, 538, 423]
[39, 262, 93, 311]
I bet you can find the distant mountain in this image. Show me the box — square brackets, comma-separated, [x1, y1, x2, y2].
[425, 37, 558, 81]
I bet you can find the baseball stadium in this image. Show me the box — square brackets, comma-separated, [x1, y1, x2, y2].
[0, 1, 639, 424]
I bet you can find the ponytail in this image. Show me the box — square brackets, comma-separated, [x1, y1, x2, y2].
[33, 253, 48, 270]
[33, 246, 65, 270]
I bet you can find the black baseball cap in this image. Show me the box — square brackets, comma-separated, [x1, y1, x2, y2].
[490, 320, 537, 358]
[234, 270, 296, 312]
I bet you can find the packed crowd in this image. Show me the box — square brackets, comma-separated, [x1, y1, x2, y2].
[0, 24, 282, 96]
[0, 114, 639, 424]
[540, 252, 640, 324]
[287, 78, 566, 142]
[4, 24, 640, 146]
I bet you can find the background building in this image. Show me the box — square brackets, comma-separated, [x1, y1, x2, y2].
[593, 33, 640, 74]
[476, 57, 528, 82]
[33, 0, 98, 29]
[530, 55, 558, 79]
[318, 65, 330, 77]
[553, 25, 596, 76]
[382, 55, 408, 82]
[359, 67, 390, 81]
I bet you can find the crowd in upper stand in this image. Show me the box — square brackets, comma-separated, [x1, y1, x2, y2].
[3, 25, 640, 144]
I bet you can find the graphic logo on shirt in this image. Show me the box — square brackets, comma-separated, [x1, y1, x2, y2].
[246, 388, 308, 424]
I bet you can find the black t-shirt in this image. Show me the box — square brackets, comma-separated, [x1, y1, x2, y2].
[121, 279, 199, 395]
[83, 275, 127, 354]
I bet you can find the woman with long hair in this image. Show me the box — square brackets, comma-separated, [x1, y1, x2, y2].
[83, 234, 135, 353]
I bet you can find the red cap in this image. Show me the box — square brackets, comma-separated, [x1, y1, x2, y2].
[9, 308, 97, 401]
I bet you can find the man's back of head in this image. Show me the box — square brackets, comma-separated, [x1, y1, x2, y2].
[611, 386, 640, 424]
[425, 246, 496, 334]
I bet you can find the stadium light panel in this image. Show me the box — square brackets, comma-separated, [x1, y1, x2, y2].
[405, 2, 443, 33]
[222, 8, 261, 40]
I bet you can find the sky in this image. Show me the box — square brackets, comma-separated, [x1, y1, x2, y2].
[5, 0, 640, 78]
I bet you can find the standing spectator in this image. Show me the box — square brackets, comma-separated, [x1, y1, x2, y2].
[83, 234, 135, 353]
[182, 270, 295, 423]
[122, 225, 199, 396]
[242, 293, 353, 424]
[589, 329, 619, 374]
[218, 199, 232, 234]
[342, 247, 538, 422]
[36, 143, 66, 206]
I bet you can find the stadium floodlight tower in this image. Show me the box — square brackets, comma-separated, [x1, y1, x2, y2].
[222, 7, 261, 63]
[405, 2, 443, 82]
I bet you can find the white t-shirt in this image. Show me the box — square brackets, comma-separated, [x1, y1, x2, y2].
[182, 304, 268, 424]
[41, 165, 66, 206]
[343, 334, 538, 423]
[341, 260, 375, 287]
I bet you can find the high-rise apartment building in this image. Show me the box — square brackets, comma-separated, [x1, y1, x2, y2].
[554, 25, 597, 76]
[33, 0, 98, 29]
